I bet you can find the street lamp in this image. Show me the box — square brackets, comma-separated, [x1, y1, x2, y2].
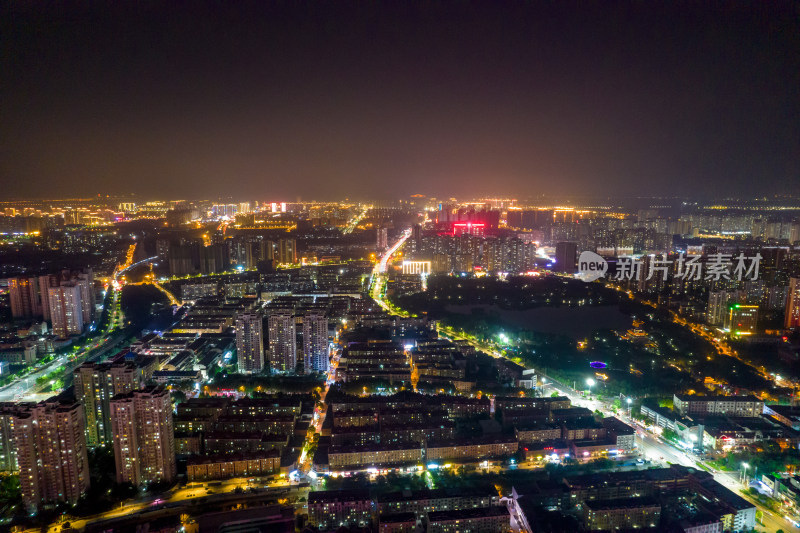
[584, 378, 595, 400]
[626, 397, 632, 416]
[741, 462, 749, 485]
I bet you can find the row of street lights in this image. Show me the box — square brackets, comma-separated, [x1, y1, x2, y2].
[741, 462, 752, 486]
[558, 377, 754, 493]
[546, 377, 635, 418]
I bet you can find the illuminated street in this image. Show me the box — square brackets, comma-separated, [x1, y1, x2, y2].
[438, 315, 800, 533]
[342, 205, 371, 234]
[0, 250, 130, 403]
[369, 228, 411, 313]
[45, 478, 308, 533]
[1, 4, 798, 532]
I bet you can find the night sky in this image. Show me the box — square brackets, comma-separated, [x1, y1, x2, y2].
[1, 2, 798, 200]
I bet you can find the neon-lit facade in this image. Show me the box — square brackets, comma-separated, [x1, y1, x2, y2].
[725, 304, 758, 335]
[402, 260, 431, 275]
[453, 222, 485, 236]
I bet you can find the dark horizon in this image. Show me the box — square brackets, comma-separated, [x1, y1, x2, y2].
[5, 192, 800, 208]
[2, 2, 798, 200]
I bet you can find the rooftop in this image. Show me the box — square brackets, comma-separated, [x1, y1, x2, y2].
[377, 485, 498, 503]
[308, 489, 371, 504]
[674, 394, 761, 402]
[583, 496, 660, 510]
[186, 450, 280, 465]
[427, 506, 509, 522]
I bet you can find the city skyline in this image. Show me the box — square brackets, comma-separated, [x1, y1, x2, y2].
[1, 195, 799, 530]
[1, 3, 799, 531]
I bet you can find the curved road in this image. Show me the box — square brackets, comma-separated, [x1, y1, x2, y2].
[369, 228, 411, 312]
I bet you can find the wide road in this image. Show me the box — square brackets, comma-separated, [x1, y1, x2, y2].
[438, 315, 799, 532]
[636, 428, 796, 532]
[0, 354, 70, 402]
[343, 205, 370, 234]
[49, 480, 308, 533]
[0, 245, 136, 403]
[0, 279, 129, 402]
[369, 228, 411, 312]
[529, 368, 799, 532]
